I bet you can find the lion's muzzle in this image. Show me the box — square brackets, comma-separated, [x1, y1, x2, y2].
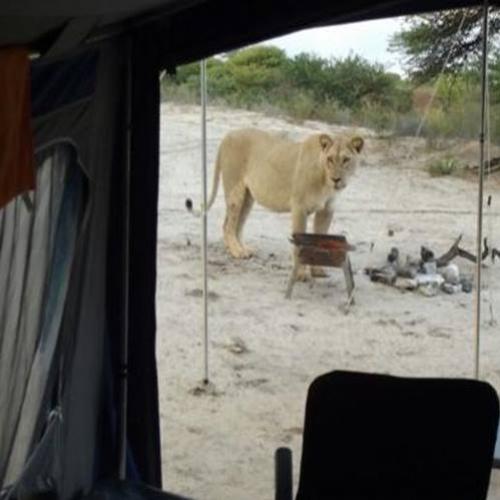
[333, 178, 345, 189]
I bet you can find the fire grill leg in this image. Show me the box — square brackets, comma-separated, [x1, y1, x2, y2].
[343, 257, 355, 310]
[285, 264, 299, 299]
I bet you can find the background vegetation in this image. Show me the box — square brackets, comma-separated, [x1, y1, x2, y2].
[162, 8, 500, 139]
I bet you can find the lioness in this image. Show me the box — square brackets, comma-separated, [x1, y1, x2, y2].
[186, 128, 363, 279]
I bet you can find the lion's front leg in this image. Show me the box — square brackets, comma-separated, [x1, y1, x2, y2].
[291, 207, 309, 281]
[311, 204, 334, 277]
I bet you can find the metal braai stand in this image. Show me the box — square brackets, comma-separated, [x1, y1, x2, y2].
[286, 233, 356, 312]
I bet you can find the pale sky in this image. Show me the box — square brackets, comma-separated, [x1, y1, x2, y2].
[265, 17, 405, 74]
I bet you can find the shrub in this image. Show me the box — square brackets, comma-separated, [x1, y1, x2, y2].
[427, 156, 460, 177]
[392, 111, 426, 137]
[282, 90, 317, 121]
[161, 44, 499, 140]
[161, 75, 198, 103]
[354, 102, 397, 133]
[322, 56, 412, 112]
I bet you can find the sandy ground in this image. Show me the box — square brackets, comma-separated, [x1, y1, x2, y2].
[156, 103, 500, 499]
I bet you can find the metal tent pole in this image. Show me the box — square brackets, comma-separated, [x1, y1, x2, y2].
[118, 38, 132, 479]
[474, 0, 489, 379]
[200, 59, 210, 384]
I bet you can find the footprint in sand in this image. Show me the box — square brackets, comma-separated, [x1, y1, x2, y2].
[225, 337, 250, 355]
[396, 349, 419, 357]
[427, 327, 452, 339]
[401, 330, 423, 338]
[185, 288, 220, 301]
[236, 378, 269, 388]
[281, 426, 304, 444]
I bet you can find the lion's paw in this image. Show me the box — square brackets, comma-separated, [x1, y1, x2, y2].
[311, 266, 328, 278]
[229, 245, 254, 259]
[240, 247, 254, 259]
[296, 266, 310, 282]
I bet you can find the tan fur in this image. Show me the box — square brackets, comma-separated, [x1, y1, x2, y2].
[191, 128, 364, 279]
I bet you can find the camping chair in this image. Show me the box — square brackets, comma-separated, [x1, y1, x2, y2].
[275, 370, 499, 500]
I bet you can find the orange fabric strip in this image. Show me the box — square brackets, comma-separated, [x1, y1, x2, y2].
[0, 47, 35, 209]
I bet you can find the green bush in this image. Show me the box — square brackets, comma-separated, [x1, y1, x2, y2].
[285, 53, 330, 102]
[354, 102, 397, 133]
[427, 156, 460, 177]
[392, 111, 426, 137]
[161, 44, 499, 140]
[161, 75, 198, 103]
[323, 56, 411, 111]
[282, 90, 317, 121]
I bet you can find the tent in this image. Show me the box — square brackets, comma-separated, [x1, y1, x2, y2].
[0, 1, 496, 499]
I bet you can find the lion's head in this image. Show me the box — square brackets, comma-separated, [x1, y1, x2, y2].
[319, 134, 364, 190]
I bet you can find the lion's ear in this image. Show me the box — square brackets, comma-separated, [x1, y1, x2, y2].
[351, 136, 364, 153]
[319, 134, 333, 151]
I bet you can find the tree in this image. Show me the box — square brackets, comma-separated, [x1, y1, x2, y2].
[226, 46, 288, 90]
[325, 55, 410, 111]
[390, 8, 500, 82]
[285, 53, 330, 101]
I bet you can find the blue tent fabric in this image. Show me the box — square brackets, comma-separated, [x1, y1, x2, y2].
[31, 51, 97, 118]
[2, 144, 87, 487]
[0, 39, 162, 499]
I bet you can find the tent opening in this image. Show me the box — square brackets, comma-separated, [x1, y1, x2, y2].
[156, 8, 500, 499]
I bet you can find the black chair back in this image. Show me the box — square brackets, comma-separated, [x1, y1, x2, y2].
[296, 371, 499, 500]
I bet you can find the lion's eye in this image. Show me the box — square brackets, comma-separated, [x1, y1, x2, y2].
[342, 157, 350, 165]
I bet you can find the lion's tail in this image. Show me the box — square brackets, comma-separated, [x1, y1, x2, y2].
[185, 150, 222, 217]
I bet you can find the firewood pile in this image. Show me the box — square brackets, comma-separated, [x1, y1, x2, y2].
[364, 235, 498, 297]
[467, 156, 500, 174]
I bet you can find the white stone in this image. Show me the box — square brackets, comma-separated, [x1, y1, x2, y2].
[416, 273, 444, 286]
[418, 283, 440, 297]
[442, 282, 462, 294]
[439, 263, 460, 285]
[394, 277, 419, 290]
[422, 261, 437, 274]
